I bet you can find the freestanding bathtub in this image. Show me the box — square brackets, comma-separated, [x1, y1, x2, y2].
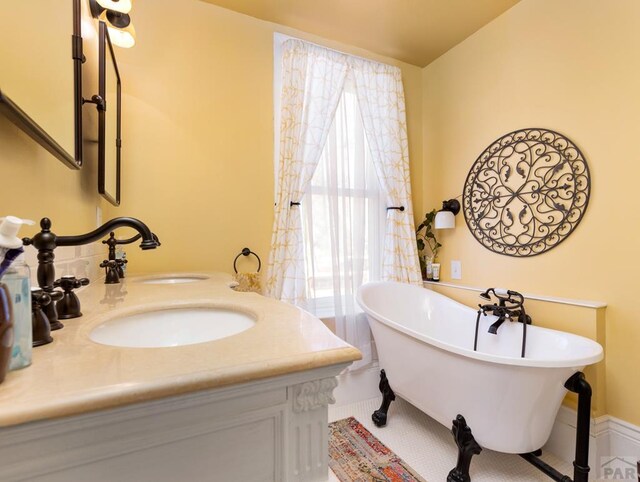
[357, 281, 603, 455]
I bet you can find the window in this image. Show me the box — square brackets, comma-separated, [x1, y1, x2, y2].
[271, 34, 418, 369]
[273, 33, 386, 318]
[300, 79, 386, 317]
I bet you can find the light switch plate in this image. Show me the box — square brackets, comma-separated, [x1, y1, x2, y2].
[451, 260, 462, 280]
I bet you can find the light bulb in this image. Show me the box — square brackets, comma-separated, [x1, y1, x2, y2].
[96, 0, 132, 14]
[107, 24, 136, 48]
[99, 10, 136, 48]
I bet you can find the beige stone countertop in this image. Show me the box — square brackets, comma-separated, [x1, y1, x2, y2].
[0, 272, 361, 427]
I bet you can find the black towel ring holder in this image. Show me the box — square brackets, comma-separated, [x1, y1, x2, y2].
[233, 248, 261, 274]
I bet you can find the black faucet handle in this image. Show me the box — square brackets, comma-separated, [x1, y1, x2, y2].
[39, 288, 64, 331]
[100, 260, 121, 284]
[102, 232, 120, 262]
[48, 289, 64, 303]
[54, 276, 89, 320]
[31, 288, 53, 347]
[102, 232, 117, 246]
[479, 302, 498, 314]
[31, 288, 51, 307]
[55, 276, 90, 292]
[113, 258, 127, 279]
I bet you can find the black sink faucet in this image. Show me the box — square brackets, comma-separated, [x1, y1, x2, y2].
[473, 288, 532, 357]
[102, 231, 161, 283]
[23, 217, 159, 327]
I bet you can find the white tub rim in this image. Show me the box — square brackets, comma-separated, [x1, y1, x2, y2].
[357, 281, 603, 369]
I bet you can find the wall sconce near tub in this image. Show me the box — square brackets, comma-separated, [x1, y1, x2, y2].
[90, 0, 136, 48]
[434, 199, 460, 229]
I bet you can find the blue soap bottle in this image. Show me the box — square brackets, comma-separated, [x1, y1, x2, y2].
[0, 216, 35, 370]
[4, 254, 32, 370]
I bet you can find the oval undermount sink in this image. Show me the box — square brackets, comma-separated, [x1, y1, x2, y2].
[90, 308, 256, 348]
[139, 275, 209, 285]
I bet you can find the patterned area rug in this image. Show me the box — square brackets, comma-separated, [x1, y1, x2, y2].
[329, 417, 427, 482]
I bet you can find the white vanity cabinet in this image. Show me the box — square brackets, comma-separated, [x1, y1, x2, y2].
[0, 364, 346, 482]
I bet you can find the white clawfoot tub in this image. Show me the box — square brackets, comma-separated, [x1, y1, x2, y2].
[357, 281, 603, 454]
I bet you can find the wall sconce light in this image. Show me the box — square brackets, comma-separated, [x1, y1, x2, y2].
[92, 0, 132, 14]
[90, 0, 136, 48]
[434, 199, 460, 229]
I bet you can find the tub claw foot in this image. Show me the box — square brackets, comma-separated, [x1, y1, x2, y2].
[447, 415, 482, 482]
[372, 369, 395, 427]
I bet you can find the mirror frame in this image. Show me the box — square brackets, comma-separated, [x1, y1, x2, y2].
[97, 22, 122, 206]
[0, 0, 84, 169]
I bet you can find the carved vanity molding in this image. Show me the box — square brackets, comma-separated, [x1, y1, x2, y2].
[292, 377, 338, 413]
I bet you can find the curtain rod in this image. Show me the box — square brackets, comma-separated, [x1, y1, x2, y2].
[274, 32, 400, 72]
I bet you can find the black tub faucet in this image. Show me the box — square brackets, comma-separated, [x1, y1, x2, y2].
[473, 288, 532, 357]
[478, 288, 531, 332]
[23, 217, 159, 328]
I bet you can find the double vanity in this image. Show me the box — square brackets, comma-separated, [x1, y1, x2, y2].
[0, 273, 360, 481]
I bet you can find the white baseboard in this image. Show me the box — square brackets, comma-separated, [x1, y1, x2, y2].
[545, 406, 640, 479]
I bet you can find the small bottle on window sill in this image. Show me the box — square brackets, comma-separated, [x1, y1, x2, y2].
[432, 262, 441, 282]
[425, 257, 433, 281]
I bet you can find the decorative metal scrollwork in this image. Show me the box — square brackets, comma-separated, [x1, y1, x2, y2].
[463, 128, 590, 257]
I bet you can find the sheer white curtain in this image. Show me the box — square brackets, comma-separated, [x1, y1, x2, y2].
[266, 37, 421, 367]
[352, 59, 422, 285]
[265, 39, 348, 303]
[301, 80, 385, 369]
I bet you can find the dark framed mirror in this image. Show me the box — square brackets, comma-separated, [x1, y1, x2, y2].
[0, 0, 84, 169]
[98, 22, 122, 206]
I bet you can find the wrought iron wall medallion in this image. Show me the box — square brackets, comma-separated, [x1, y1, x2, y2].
[463, 128, 590, 257]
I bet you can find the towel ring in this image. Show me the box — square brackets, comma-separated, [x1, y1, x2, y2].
[233, 248, 261, 274]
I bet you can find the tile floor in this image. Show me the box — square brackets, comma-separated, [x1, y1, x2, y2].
[328, 396, 572, 481]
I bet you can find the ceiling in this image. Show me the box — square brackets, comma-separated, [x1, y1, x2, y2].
[199, 0, 520, 67]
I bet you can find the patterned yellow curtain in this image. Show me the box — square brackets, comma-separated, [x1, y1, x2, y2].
[351, 59, 422, 285]
[264, 39, 348, 303]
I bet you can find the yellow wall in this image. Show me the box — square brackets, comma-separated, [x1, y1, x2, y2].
[0, 0, 102, 238]
[421, 0, 640, 424]
[0, 1, 77, 156]
[0, 117, 99, 236]
[109, 0, 423, 275]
